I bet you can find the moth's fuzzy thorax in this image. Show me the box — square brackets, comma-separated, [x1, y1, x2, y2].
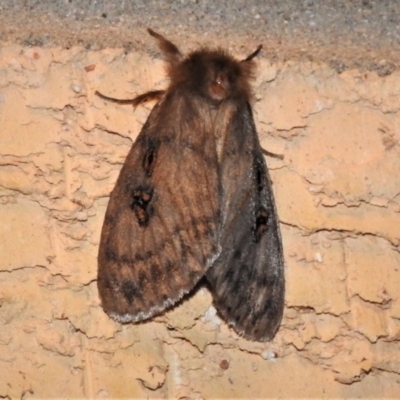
[168, 49, 255, 104]
[147, 29, 258, 105]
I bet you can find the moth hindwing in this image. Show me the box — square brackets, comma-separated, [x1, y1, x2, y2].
[97, 29, 284, 341]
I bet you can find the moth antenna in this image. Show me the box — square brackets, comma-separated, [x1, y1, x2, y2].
[147, 28, 183, 65]
[242, 45, 263, 62]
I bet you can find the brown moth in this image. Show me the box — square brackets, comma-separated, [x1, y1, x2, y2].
[97, 29, 284, 341]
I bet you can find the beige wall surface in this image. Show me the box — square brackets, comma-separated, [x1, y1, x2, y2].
[1, 34, 400, 398]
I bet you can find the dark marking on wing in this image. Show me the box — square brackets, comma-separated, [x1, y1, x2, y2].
[142, 143, 158, 177]
[253, 207, 269, 243]
[131, 186, 154, 227]
[121, 280, 140, 305]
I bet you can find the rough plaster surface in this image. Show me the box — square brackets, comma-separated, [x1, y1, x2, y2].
[2, 0, 400, 73]
[1, 25, 400, 400]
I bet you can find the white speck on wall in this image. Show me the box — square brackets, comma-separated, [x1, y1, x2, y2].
[315, 252, 323, 263]
[203, 305, 222, 328]
[71, 84, 82, 93]
[262, 351, 277, 361]
[170, 348, 182, 387]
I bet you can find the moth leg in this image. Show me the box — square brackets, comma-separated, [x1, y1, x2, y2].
[130, 91, 166, 107]
[261, 148, 284, 160]
[95, 90, 165, 108]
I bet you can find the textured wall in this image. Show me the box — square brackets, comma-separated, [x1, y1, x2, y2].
[1, 41, 400, 399]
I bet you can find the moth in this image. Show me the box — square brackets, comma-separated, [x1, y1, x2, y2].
[97, 29, 284, 341]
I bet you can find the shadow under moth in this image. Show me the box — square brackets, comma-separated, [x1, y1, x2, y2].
[97, 29, 284, 341]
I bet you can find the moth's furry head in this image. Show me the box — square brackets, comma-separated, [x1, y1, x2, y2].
[148, 29, 260, 104]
